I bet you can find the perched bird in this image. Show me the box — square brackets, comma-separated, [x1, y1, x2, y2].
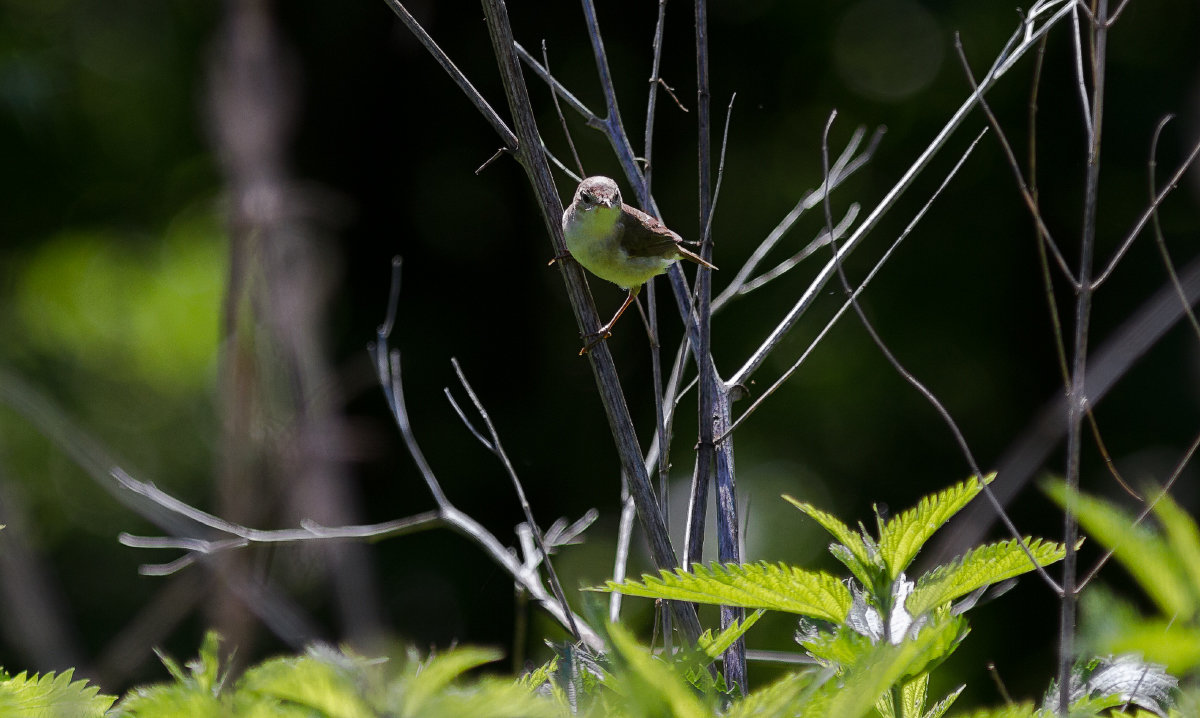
[560, 176, 716, 353]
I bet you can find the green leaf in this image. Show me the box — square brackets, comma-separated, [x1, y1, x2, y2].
[236, 651, 374, 718]
[1044, 480, 1195, 618]
[948, 704, 1039, 718]
[877, 476, 992, 580]
[909, 537, 1066, 616]
[398, 646, 504, 715]
[724, 671, 829, 718]
[922, 684, 965, 718]
[605, 622, 710, 718]
[804, 615, 967, 718]
[785, 495, 878, 584]
[0, 669, 115, 717]
[599, 561, 852, 623]
[1151, 490, 1200, 605]
[697, 609, 766, 660]
[897, 673, 929, 718]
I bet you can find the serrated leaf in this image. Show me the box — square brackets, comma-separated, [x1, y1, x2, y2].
[909, 537, 1065, 616]
[785, 495, 877, 576]
[1044, 480, 1195, 618]
[830, 542, 879, 590]
[116, 683, 227, 718]
[922, 684, 965, 718]
[600, 561, 852, 623]
[898, 672, 929, 718]
[400, 646, 504, 715]
[724, 671, 829, 718]
[0, 669, 115, 717]
[804, 615, 967, 718]
[236, 651, 373, 718]
[878, 476, 992, 580]
[697, 609, 766, 660]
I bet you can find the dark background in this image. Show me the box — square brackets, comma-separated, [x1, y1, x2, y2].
[1, 0, 1198, 708]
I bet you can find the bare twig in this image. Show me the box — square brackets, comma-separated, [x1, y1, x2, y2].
[541, 41, 585, 178]
[817, 114, 1061, 593]
[954, 34, 1078, 288]
[728, 0, 1075, 391]
[722, 129, 990, 441]
[1092, 133, 1200, 287]
[445, 358, 582, 641]
[1147, 116, 1200, 342]
[1057, 2, 1110, 709]
[1077, 430, 1200, 591]
[713, 127, 882, 311]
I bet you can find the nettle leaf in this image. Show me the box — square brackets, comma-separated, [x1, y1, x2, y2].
[724, 670, 831, 718]
[697, 609, 766, 661]
[600, 561, 852, 623]
[605, 623, 711, 718]
[922, 683, 965, 718]
[1044, 654, 1179, 718]
[399, 646, 504, 715]
[877, 476, 993, 581]
[1044, 480, 1195, 619]
[785, 495, 877, 580]
[236, 649, 374, 718]
[909, 537, 1066, 616]
[0, 669, 115, 717]
[803, 615, 967, 718]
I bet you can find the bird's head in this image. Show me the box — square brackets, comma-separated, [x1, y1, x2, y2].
[573, 176, 622, 212]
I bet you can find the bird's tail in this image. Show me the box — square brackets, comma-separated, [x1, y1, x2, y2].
[676, 244, 718, 270]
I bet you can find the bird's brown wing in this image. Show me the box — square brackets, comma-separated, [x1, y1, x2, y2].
[618, 203, 718, 270]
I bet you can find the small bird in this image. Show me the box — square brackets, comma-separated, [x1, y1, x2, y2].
[560, 176, 717, 353]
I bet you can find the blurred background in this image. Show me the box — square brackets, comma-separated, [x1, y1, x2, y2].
[1, 0, 1198, 708]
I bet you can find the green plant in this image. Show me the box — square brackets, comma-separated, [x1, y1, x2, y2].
[599, 476, 1069, 718]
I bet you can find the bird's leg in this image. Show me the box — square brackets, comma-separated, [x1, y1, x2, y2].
[547, 249, 573, 266]
[580, 288, 639, 355]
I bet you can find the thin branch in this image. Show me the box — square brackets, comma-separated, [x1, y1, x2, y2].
[1058, 2, 1110, 707]
[1147, 116, 1200, 341]
[723, 129, 989, 439]
[541, 41, 585, 178]
[954, 34, 1078, 288]
[818, 114, 1061, 593]
[713, 127, 882, 311]
[1077, 429, 1200, 591]
[445, 358, 582, 641]
[382, 0, 517, 149]
[728, 0, 1075, 390]
[925, 253, 1200, 568]
[735, 204, 860, 297]
[1092, 132, 1200, 287]
[478, 0, 706, 644]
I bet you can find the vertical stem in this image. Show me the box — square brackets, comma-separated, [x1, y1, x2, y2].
[691, 0, 746, 689]
[479, 0, 705, 645]
[1057, 1, 1108, 713]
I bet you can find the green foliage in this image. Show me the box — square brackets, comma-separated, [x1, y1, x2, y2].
[601, 478, 1066, 718]
[0, 668, 115, 717]
[1044, 480, 1200, 676]
[908, 537, 1066, 615]
[598, 561, 851, 623]
[4, 479, 1181, 718]
[114, 632, 558, 718]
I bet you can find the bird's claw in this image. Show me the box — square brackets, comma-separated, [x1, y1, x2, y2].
[578, 328, 613, 355]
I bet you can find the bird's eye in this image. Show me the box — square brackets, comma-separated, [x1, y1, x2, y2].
[581, 192, 594, 204]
